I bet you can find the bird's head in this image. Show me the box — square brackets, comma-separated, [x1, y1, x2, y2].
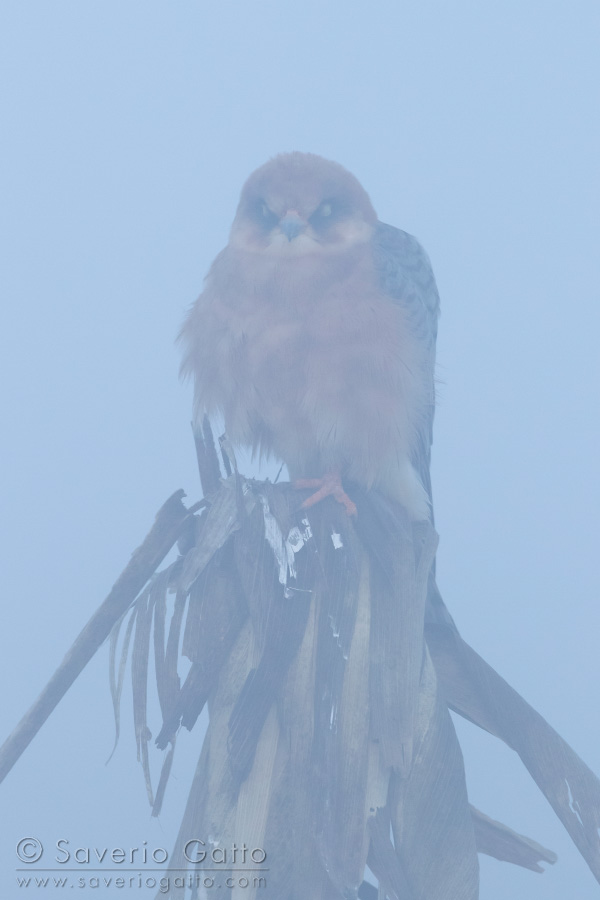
[229, 152, 377, 257]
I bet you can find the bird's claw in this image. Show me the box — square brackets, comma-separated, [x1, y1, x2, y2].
[294, 472, 357, 517]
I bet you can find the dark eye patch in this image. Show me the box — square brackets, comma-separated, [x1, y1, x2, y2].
[309, 198, 348, 229]
[253, 199, 279, 230]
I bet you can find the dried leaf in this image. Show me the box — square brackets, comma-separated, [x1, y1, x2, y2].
[470, 805, 556, 872]
[151, 569, 172, 717]
[427, 622, 600, 882]
[106, 604, 138, 763]
[389, 649, 479, 900]
[152, 738, 176, 818]
[131, 590, 154, 806]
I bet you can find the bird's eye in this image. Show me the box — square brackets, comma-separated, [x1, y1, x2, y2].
[255, 200, 278, 229]
[309, 200, 338, 229]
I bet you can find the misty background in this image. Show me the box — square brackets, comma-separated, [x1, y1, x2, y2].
[1, 2, 599, 898]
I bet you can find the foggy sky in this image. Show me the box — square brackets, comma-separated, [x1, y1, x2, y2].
[1, 2, 599, 898]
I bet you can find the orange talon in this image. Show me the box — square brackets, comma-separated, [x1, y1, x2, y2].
[295, 472, 358, 517]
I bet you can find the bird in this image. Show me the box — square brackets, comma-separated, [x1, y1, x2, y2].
[179, 152, 439, 521]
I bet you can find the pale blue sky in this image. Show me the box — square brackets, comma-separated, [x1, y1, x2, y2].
[1, 2, 599, 897]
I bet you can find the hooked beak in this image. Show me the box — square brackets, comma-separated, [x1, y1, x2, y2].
[279, 210, 306, 242]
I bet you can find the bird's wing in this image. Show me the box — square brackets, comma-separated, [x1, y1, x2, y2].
[371, 221, 440, 509]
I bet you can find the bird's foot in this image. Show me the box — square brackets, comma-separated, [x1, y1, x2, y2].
[294, 472, 357, 517]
